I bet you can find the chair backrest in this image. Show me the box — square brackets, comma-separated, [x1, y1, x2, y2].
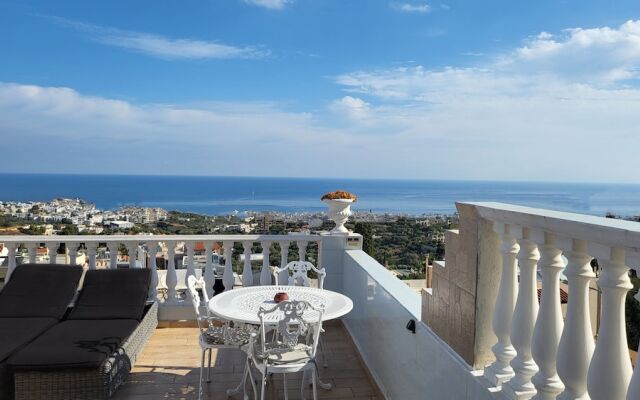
[273, 261, 326, 289]
[257, 300, 324, 361]
[187, 275, 211, 333]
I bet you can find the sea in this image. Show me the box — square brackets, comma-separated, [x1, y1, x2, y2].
[1, 173, 640, 217]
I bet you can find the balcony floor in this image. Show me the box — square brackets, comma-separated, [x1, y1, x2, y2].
[113, 320, 380, 400]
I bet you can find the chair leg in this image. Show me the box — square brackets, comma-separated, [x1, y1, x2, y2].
[247, 360, 258, 400]
[311, 366, 318, 400]
[260, 373, 267, 400]
[199, 349, 205, 400]
[207, 348, 212, 382]
[319, 338, 328, 368]
[283, 373, 288, 400]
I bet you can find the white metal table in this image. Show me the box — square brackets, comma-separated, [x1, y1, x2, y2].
[208, 285, 353, 325]
[208, 285, 353, 394]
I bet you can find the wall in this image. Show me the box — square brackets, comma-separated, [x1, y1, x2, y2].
[342, 250, 496, 400]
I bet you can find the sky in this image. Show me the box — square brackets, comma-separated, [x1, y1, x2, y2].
[0, 0, 639, 182]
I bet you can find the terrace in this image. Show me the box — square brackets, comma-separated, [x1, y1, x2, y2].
[1, 201, 640, 399]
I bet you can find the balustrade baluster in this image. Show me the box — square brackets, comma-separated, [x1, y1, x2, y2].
[107, 242, 118, 269]
[46, 242, 59, 265]
[67, 242, 78, 265]
[5, 242, 18, 281]
[260, 241, 272, 285]
[127, 242, 138, 269]
[298, 240, 308, 261]
[166, 241, 178, 303]
[242, 241, 253, 287]
[557, 239, 594, 400]
[86, 242, 98, 270]
[485, 223, 519, 386]
[147, 241, 158, 301]
[531, 232, 565, 399]
[27, 242, 37, 264]
[279, 241, 290, 285]
[222, 241, 235, 291]
[504, 228, 539, 399]
[203, 242, 215, 298]
[587, 246, 632, 400]
[317, 240, 323, 270]
[185, 241, 196, 299]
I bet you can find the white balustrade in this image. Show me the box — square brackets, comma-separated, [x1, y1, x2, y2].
[485, 223, 519, 386]
[503, 228, 539, 399]
[531, 232, 565, 399]
[587, 245, 632, 400]
[0, 234, 322, 309]
[557, 239, 594, 400]
[459, 202, 640, 400]
[242, 241, 253, 287]
[260, 241, 272, 285]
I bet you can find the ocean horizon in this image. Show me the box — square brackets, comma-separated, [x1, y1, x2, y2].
[2, 173, 640, 217]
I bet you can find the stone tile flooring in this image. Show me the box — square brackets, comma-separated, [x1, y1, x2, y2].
[113, 320, 381, 400]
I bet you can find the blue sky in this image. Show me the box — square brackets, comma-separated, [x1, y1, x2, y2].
[1, 1, 640, 182]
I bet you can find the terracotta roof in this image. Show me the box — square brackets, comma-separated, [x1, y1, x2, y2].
[537, 288, 569, 304]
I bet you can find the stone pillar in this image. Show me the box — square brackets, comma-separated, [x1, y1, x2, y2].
[147, 241, 158, 301]
[279, 241, 290, 285]
[222, 241, 235, 291]
[203, 242, 215, 298]
[166, 241, 177, 303]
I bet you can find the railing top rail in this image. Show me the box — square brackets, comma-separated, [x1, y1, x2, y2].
[460, 201, 640, 251]
[0, 234, 323, 243]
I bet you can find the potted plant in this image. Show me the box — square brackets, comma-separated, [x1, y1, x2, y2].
[321, 190, 357, 234]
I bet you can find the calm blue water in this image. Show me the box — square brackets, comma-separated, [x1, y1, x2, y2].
[1, 174, 640, 216]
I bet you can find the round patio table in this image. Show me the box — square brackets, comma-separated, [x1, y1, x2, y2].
[208, 285, 353, 325]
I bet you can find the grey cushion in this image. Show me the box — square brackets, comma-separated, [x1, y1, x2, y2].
[7, 319, 139, 370]
[68, 269, 150, 321]
[0, 264, 83, 318]
[0, 317, 58, 362]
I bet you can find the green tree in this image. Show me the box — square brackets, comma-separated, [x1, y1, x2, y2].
[354, 222, 375, 257]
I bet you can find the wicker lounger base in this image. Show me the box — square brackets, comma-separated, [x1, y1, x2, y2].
[14, 302, 158, 400]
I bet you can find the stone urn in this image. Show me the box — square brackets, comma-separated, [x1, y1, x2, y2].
[323, 198, 354, 234]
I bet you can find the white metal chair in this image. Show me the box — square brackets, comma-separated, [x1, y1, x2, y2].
[186, 275, 253, 400]
[247, 300, 325, 400]
[272, 261, 329, 367]
[272, 261, 326, 289]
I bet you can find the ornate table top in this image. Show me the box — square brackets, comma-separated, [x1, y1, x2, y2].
[208, 285, 353, 325]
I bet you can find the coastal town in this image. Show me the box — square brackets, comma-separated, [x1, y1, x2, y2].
[0, 197, 453, 282]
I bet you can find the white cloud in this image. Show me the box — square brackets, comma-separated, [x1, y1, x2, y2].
[243, 0, 293, 10]
[329, 96, 371, 120]
[390, 2, 432, 13]
[327, 20, 640, 182]
[51, 17, 269, 60]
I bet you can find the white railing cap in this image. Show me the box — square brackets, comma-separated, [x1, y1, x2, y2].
[0, 233, 322, 243]
[459, 202, 640, 252]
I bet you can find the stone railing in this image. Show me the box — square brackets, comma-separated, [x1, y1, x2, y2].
[0, 234, 323, 304]
[427, 202, 640, 400]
